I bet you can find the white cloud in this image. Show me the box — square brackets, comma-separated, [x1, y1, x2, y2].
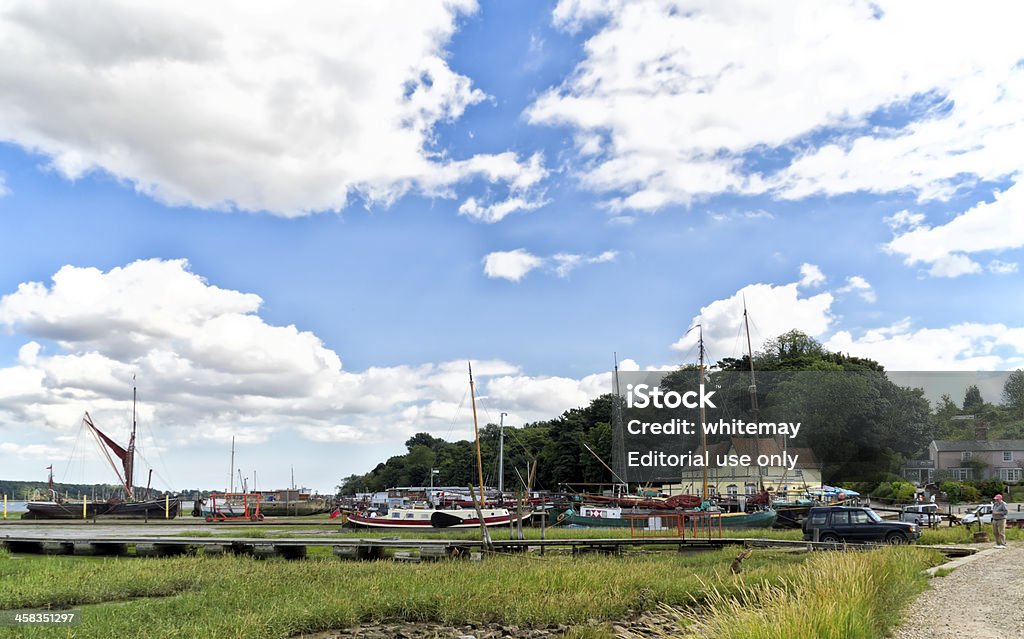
[884, 210, 926, 231]
[0, 1, 545, 216]
[483, 249, 618, 281]
[927, 254, 983, 278]
[530, 1, 1024, 213]
[0, 175, 7, 197]
[670, 277, 1024, 371]
[837, 275, 876, 303]
[0, 441, 64, 459]
[826, 321, 1024, 371]
[989, 260, 1018, 274]
[0, 260, 614, 453]
[886, 180, 1024, 277]
[551, 250, 618, 277]
[671, 280, 834, 363]
[798, 263, 826, 288]
[482, 249, 545, 282]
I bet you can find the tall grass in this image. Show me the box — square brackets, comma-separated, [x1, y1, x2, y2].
[0, 549, 809, 638]
[665, 547, 939, 639]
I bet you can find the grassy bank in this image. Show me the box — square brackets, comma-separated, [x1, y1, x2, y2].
[677, 546, 939, 639]
[0, 542, 943, 639]
[0, 547, 809, 638]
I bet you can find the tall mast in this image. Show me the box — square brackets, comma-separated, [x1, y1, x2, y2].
[743, 298, 763, 490]
[229, 436, 235, 493]
[698, 325, 708, 500]
[126, 382, 137, 500]
[498, 411, 507, 496]
[469, 362, 486, 504]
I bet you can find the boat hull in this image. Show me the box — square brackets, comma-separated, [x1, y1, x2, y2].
[347, 509, 531, 530]
[24, 499, 180, 520]
[560, 509, 777, 529]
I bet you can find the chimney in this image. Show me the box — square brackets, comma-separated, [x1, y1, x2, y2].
[975, 423, 988, 441]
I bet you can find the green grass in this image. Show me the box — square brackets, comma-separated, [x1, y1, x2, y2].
[919, 524, 1024, 545]
[0, 548, 810, 638]
[665, 546, 941, 639]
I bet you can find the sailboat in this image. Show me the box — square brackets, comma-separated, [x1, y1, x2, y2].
[26, 385, 180, 520]
[346, 363, 531, 530]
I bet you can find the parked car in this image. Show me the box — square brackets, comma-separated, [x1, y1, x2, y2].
[960, 504, 992, 525]
[901, 503, 941, 527]
[803, 505, 920, 544]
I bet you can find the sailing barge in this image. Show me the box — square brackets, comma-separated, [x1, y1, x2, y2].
[26, 388, 179, 520]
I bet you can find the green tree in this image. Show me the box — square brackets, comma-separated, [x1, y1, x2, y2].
[963, 385, 984, 413]
[1002, 370, 1024, 417]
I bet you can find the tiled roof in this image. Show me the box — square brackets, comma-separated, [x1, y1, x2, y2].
[931, 439, 1024, 452]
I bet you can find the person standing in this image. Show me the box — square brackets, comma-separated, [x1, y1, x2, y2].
[992, 494, 1008, 548]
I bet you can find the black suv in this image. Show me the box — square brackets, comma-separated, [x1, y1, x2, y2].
[803, 506, 920, 545]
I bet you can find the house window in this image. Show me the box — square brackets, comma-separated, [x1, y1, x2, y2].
[745, 484, 757, 496]
[726, 485, 738, 497]
[999, 468, 1022, 482]
[954, 469, 971, 481]
[961, 451, 972, 461]
[1004, 452, 1014, 462]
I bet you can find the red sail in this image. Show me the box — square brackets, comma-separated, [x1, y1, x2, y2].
[83, 411, 133, 494]
[86, 415, 129, 461]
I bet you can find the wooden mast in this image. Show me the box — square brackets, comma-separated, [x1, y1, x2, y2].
[743, 298, 763, 491]
[469, 362, 486, 504]
[698, 325, 708, 500]
[126, 382, 137, 500]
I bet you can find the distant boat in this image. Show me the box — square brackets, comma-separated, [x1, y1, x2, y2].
[25, 386, 179, 520]
[559, 505, 777, 529]
[346, 507, 531, 530]
[347, 363, 530, 531]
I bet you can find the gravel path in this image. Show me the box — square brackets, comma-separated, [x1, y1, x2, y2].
[892, 543, 1024, 639]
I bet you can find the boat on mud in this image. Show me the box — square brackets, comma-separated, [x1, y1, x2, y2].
[25, 386, 179, 520]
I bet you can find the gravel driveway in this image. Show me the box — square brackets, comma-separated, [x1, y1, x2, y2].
[892, 543, 1023, 639]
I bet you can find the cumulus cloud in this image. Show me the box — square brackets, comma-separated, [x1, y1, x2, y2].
[989, 260, 1018, 275]
[886, 180, 1024, 277]
[0, 259, 612, 453]
[837, 275, 876, 303]
[826, 321, 1024, 371]
[483, 249, 618, 281]
[670, 274, 1024, 371]
[482, 249, 545, 282]
[798, 263, 826, 288]
[671, 278, 834, 363]
[530, 1, 1024, 214]
[0, 1, 545, 216]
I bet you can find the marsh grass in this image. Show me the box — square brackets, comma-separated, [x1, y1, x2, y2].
[666, 547, 939, 639]
[0, 548, 809, 638]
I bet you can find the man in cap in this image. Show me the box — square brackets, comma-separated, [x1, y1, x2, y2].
[992, 494, 1008, 548]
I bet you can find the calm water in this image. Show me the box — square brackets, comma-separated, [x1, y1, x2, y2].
[3, 500, 27, 513]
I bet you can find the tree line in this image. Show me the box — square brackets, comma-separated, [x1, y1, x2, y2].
[337, 330, 1024, 495]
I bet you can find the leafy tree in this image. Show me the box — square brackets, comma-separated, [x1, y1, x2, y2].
[963, 385, 984, 413]
[1002, 370, 1024, 417]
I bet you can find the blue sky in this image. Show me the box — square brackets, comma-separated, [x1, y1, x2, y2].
[1, 1, 1022, 492]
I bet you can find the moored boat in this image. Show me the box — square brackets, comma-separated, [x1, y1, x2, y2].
[25, 386, 179, 520]
[346, 507, 531, 530]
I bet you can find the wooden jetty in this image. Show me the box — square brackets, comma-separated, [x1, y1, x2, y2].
[0, 533, 977, 561]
